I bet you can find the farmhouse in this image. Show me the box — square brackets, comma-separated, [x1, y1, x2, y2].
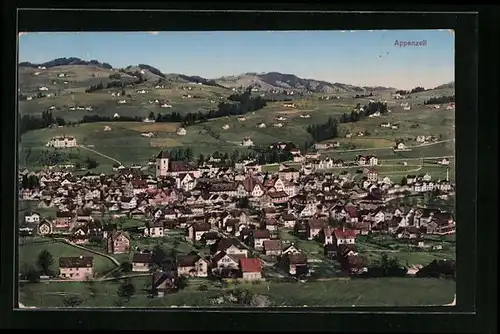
[283, 102, 295, 108]
[177, 252, 209, 277]
[59, 256, 93, 281]
[161, 104, 173, 108]
[256, 122, 266, 128]
[117, 99, 127, 104]
[141, 132, 154, 138]
[241, 137, 254, 147]
[143, 117, 156, 123]
[239, 258, 262, 281]
[176, 128, 187, 136]
[132, 253, 152, 272]
[222, 124, 230, 130]
[104, 126, 112, 131]
[300, 114, 311, 118]
[273, 123, 283, 128]
[438, 158, 450, 165]
[46, 136, 77, 148]
[356, 155, 378, 166]
[106, 230, 130, 254]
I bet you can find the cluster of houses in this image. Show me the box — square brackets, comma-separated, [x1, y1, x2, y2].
[46, 136, 77, 148]
[19, 145, 455, 286]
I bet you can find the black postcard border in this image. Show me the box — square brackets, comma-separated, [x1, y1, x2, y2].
[1, 3, 494, 333]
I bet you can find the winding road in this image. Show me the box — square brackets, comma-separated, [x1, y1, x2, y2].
[77, 145, 122, 166]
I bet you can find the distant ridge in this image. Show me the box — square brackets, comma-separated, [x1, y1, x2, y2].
[19, 57, 113, 70]
[434, 81, 455, 90]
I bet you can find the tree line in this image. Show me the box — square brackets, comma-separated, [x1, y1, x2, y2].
[395, 86, 426, 95]
[424, 95, 455, 105]
[338, 101, 389, 124]
[306, 116, 339, 142]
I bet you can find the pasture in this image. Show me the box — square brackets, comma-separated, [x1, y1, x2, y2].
[19, 238, 117, 276]
[18, 275, 456, 308]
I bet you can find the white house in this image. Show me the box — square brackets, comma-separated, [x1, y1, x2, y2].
[141, 132, 155, 138]
[300, 114, 311, 118]
[113, 113, 120, 118]
[222, 124, 230, 130]
[117, 99, 127, 104]
[176, 128, 187, 136]
[404, 106, 411, 110]
[241, 137, 254, 147]
[256, 122, 266, 128]
[160, 104, 172, 108]
[273, 123, 283, 128]
[38, 86, 49, 91]
[25, 213, 41, 224]
[143, 118, 156, 123]
[104, 126, 112, 131]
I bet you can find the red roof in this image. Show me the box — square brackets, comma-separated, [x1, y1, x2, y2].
[344, 205, 357, 218]
[239, 258, 262, 273]
[333, 228, 357, 239]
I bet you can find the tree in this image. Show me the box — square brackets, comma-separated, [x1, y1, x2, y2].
[85, 157, 99, 169]
[197, 154, 205, 166]
[148, 111, 155, 120]
[176, 276, 188, 290]
[61, 295, 83, 307]
[117, 280, 136, 301]
[22, 264, 40, 283]
[37, 249, 54, 276]
[400, 177, 407, 186]
[152, 245, 168, 267]
[236, 197, 250, 209]
[121, 261, 132, 273]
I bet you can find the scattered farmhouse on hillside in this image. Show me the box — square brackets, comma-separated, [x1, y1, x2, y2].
[176, 127, 187, 136]
[241, 137, 254, 147]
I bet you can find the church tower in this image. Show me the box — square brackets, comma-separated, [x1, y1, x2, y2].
[155, 151, 169, 178]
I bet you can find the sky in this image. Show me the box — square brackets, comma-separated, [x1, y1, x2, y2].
[18, 30, 454, 90]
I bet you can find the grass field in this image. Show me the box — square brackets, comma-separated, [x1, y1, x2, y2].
[19, 84, 455, 170]
[19, 239, 117, 276]
[19, 275, 456, 308]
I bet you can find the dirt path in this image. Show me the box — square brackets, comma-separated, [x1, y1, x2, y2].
[322, 139, 454, 153]
[77, 145, 122, 165]
[54, 238, 121, 267]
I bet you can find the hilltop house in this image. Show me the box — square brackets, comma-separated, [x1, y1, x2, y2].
[241, 137, 254, 147]
[176, 127, 187, 136]
[59, 256, 93, 281]
[256, 122, 266, 128]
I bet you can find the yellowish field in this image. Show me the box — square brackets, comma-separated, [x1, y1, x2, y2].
[149, 138, 183, 147]
[117, 122, 181, 133]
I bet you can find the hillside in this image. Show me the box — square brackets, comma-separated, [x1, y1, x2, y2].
[215, 72, 394, 94]
[19, 57, 113, 70]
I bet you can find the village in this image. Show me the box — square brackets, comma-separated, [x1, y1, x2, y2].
[18, 142, 456, 299]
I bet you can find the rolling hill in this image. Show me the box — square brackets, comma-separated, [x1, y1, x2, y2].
[215, 72, 395, 94]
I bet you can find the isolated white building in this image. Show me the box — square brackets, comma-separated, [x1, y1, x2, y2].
[143, 118, 156, 123]
[241, 137, 254, 147]
[38, 86, 49, 91]
[176, 128, 187, 136]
